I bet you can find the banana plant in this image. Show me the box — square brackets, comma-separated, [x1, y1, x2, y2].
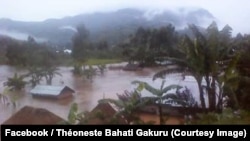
[132, 80, 182, 125]
[99, 90, 147, 124]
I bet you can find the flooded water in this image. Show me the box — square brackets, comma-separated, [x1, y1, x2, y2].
[0, 63, 204, 124]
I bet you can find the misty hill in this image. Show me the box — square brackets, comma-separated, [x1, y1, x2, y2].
[0, 8, 215, 47]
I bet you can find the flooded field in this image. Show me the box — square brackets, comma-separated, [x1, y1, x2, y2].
[0, 64, 160, 123]
[0, 63, 202, 124]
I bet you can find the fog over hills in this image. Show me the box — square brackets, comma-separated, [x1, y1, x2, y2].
[0, 7, 216, 47]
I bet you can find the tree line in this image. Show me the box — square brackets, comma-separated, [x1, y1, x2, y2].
[65, 21, 250, 124]
[1, 21, 250, 117]
[117, 22, 250, 112]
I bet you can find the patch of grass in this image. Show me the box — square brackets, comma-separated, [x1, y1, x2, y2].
[85, 58, 123, 65]
[0, 56, 7, 64]
[190, 108, 250, 124]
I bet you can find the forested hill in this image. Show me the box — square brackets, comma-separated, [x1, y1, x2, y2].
[0, 7, 215, 47]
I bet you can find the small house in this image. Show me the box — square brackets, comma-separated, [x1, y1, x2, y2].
[63, 49, 72, 54]
[30, 85, 75, 99]
[84, 102, 127, 124]
[123, 63, 141, 71]
[2, 106, 65, 124]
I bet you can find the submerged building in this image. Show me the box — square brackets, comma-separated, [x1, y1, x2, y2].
[30, 85, 75, 99]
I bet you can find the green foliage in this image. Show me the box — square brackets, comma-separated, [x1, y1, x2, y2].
[0, 92, 9, 105]
[165, 87, 198, 107]
[191, 108, 250, 124]
[0, 56, 7, 64]
[153, 22, 239, 112]
[67, 103, 78, 124]
[121, 25, 178, 66]
[85, 58, 122, 65]
[72, 62, 109, 81]
[42, 66, 62, 85]
[0, 88, 18, 108]
[82, 65, 97, 81]
[72, 63, 83, 75]
[72, 24, 91, 64]
[132, 80, 182, 98]
[5, 37, 58, 67]
[132, 80, 184, 124]
[25, 67, 44, 87]
[24, 66, 61, 86]
[99, 90, 146, 124]
[65, 103, 86, 124]
[5, 73, 26, 91]
[97, 64, 106, 75]
[233, 34, 250, 109]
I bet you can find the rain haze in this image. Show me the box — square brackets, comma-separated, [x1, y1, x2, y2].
[0, 0, 250, 34]
[1, 0, 250, 126]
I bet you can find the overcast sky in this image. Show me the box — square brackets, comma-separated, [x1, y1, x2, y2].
[1, 0, 250, 34]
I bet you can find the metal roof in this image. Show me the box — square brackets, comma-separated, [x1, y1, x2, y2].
[30, 85, 74, 96]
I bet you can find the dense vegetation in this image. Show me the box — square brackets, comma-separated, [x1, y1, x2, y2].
[1, 20, 250, 124]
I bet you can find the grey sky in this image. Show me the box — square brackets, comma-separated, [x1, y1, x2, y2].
[1, 0, 250, 34]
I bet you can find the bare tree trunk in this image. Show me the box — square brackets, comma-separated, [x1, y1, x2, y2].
[158, 104, 164, 125]
[197, 77, 206, 111]
[210, 77, 217, 111]
[216, 85, 223, 112]
[205, 75, 216, 111]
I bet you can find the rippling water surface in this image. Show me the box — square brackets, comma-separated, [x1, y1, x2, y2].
[0, 64, 202, 124]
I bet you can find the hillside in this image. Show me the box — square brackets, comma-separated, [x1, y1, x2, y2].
[0, 7, 216, 47]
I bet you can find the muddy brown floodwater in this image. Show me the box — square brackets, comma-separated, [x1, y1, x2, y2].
[0, 63, 167, 124]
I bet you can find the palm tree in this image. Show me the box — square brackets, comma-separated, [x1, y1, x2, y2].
[97, 64, 106, 75]
[42, 67, 62, 85]
[0, 88, 18, 108]
[234, 34, 250, 109]
[82, 65, 97, 81]
[154, 22, 238, 112]
[200, 22, 237, 111]
[0, 93, 9, 105]
[72, 62, 83, 75]
[217, 52, 242, 110]
[154, 25, 207, 110]
[5, 73, 26, 91]
[25, 67, 44, 87]
[132, 80, 182, 125]
[167, 86, 198, 108]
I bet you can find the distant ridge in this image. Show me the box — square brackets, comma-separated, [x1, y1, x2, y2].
[0, 7, 216, 47]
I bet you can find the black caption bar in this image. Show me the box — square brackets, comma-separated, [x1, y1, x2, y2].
[1, 125, 249, 140]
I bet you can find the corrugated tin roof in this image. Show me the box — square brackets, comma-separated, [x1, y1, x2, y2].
[30, 85, 74, 96]
[108, 102, 120, 112]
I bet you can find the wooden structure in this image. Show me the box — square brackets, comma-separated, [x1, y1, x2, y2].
[2, 106, 65, 124]
[84, 102, 127, 124]
[30, 85, 75, 99]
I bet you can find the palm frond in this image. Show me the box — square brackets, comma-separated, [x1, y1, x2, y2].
[132, 80, 160, 96]
[161, 85, 182, 94]
[98, 98, 124, 108]
[160, 80, 166, 90]
[153, 67, 186, 80]
[165, 57, 188, 65]
[141, 96, 158, 103]
[188, 24, 207, 44]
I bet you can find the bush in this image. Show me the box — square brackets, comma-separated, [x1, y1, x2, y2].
[190, 108, 250, 124]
